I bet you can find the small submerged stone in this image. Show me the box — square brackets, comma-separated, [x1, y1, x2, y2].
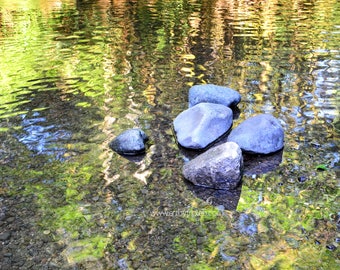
[298, 175, 308, 182]
[0, 231, 11, 241]
[109, 128, 148, 155]
[117, 258, 129, 269]
[219, 251, 237, 262]
[237, 213, 258, 236]
[326, 244, 337, 251]
[173, 102, 233, 149]
[227, 114, 284, 154]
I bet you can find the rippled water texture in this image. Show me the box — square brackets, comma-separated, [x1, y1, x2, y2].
[0, 0, 339, 269]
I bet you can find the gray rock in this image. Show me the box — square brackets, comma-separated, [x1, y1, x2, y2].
[188, 84, 241, 108]
[182, 142, 243, 189]
[109, 128, 148, 155]
[0, 231, 11, 241]
[173, 103, 233, 149]
[227, 114, 284, 154]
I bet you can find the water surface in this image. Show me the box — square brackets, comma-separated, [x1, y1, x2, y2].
[0, 0, 339, 269]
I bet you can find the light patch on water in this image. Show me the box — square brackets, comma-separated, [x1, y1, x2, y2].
[15, 112, 72, 160]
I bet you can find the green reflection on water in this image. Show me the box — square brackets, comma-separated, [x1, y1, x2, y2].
[0, 0, 339, 268]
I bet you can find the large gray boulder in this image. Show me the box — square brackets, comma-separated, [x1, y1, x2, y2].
[109, 128, 148, 155]
[173, 103, 233, 149]
[182, 142, 243, 189]
[227, 114, 284, 154]
[189, 84, 241, 108]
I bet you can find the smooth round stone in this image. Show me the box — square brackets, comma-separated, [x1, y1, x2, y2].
[173, 102, 233, 149]
[109, 128, 148, 155]
[188, 84, 241, 108]
[227, 114, 284, 154]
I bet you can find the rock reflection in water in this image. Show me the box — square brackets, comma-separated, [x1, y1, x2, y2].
[243, 149, 283, 176]
[117, 153, 146, 163]
[185, 180, 242, 210]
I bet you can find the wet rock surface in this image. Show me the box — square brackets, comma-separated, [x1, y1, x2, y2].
[182, 142, 243, 189]
[227, 114, 284, 154]
[173, 103, 233, 149]
[109, 128, 148, 155]
[188, 84, 241, 108]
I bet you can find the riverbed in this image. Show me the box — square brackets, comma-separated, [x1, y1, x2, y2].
[0, 0, 339, 269]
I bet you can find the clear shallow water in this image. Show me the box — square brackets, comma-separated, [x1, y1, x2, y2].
[0, 0, 339, 269]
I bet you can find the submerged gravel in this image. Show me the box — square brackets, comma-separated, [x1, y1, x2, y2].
[0, 195, 67, 270]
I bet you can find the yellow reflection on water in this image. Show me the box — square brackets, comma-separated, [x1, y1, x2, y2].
[0, 0, 74, 12]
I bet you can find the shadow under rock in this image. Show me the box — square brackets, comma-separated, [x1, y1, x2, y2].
[242, 149, 283, 176]
[180, 146, 283, 210]
[185, 180, 242, 211]
[117, 153, 146, 163]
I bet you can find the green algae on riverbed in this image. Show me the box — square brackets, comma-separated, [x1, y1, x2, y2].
[1, 133, 338, 268]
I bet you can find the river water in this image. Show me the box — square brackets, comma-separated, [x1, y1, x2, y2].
[0, 0, 339, 269]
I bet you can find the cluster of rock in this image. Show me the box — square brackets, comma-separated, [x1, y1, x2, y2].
[174, 84, 284, 189]
[109, 84, 284, 190]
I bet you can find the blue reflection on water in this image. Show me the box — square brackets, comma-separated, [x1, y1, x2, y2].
[16, 112, 72, 160]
